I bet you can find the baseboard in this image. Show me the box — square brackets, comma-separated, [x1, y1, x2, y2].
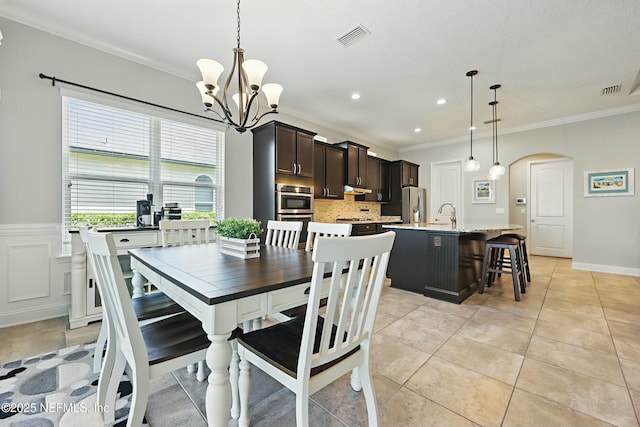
[0, 301, 70, 329]
[571, 262, 640, 277]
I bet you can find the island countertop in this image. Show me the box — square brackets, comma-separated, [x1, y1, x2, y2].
[382, 222, 522, 233]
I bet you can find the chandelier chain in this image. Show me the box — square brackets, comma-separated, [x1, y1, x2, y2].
[236, 0, 241, 48]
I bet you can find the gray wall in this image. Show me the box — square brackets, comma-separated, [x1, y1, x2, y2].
[402, 110, 640, 273]
[0, 17, 398, 225]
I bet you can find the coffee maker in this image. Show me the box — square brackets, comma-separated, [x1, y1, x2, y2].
[136, 194, 153, 227]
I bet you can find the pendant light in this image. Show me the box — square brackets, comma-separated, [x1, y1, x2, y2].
[487, 84, 505, 180]
[463, 70, 480, 172]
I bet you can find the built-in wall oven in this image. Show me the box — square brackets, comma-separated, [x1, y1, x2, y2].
[276, 184, 313, 214]
[276, 184, 313, 246]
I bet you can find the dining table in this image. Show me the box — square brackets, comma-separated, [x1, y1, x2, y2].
[128, 242, 318, 427]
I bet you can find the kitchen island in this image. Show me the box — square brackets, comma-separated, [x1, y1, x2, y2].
[382, 222, 522, 303]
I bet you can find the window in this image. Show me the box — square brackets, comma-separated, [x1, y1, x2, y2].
[62, 93, 225, 233]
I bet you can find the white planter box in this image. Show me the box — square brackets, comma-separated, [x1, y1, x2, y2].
[219, 236, 260, 259]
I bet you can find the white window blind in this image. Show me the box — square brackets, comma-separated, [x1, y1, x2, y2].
[62, 95, 225, 232]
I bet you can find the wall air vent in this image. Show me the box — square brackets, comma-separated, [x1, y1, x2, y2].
[601, 84, 621, 95]
[337, 24, 370, 47]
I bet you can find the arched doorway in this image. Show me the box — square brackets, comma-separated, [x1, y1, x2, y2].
[509, 154, 573, 258]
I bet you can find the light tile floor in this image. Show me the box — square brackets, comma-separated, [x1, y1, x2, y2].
[2, 255, 640, 426]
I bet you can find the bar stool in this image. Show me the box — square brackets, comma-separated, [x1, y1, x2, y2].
[501, 233, 531, 283]
[479, 235, 526, 301]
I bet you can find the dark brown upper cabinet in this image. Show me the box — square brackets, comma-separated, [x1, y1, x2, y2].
[272, 124, 315, 178]
[365, 156, 390, 202]
[336, 141, 368, 187]
[400, 161, 419, 187]
[249, 121, 314, 184]
[314, 142, 345, 199]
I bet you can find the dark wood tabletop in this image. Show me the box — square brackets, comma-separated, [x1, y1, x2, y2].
[129, 244, 316, 305]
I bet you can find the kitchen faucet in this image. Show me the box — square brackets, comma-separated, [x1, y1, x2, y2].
[438, 203, 457, 228]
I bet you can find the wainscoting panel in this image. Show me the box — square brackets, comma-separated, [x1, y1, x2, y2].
[0, 224, 71, 328]
[8, 243, 51, 302]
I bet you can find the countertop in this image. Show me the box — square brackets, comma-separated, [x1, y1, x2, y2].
[382, 222, 523, 233]
[335, 217, 403, 225]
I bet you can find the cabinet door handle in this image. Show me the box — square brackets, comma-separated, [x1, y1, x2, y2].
[120, 238, 130, 243]
[297, 163, 301, 175]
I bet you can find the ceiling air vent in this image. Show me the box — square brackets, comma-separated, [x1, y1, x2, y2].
[601, 84, 621, 95]
[337, 24, 370, 47]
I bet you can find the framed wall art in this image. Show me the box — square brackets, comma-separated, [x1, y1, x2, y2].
[472, 179, 495, 204]
[584, 168, 634, 197]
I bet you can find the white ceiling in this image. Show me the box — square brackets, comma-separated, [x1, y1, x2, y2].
[2, 0, 640, 150]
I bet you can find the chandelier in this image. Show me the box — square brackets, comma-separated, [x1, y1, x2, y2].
[487, 84, 505, 180]
[196, 0, 283, 133]
[463, 70, 480, 172]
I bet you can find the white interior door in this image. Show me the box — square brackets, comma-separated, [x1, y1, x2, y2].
[529, 158, 573, 257]
[430, 160, 462, 224]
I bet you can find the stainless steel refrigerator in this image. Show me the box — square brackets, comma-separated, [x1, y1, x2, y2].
[401, 187, 427, 223]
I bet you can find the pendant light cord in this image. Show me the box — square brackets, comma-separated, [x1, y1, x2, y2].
[470, 73, 474, 156]
[493, 86, 499, 164]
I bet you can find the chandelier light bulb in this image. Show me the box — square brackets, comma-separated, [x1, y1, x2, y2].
[242, 59, 268, 90]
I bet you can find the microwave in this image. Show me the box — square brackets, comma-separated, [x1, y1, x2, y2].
[276, 184, 313, 214]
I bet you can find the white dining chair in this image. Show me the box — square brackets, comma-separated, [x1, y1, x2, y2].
[159, 219, 211, 247]
[79, 227, 184, 375]
[159, 219, 212, 381]
[264, 220, 303, 249]
[237, 231, 396, 427]
[275, 221, 354, 320]
[304, 221, 353, 251]
[86, 229, 210, 427]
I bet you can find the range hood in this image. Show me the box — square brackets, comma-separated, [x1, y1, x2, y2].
[344, 185, 372, 195]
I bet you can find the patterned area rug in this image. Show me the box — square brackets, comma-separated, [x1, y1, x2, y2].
[0, 342, 148, 427]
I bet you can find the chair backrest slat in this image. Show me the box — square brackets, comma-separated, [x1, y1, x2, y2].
[304, 222, 352, 251]
[265, 220, 303, 249]
[297, 231, 395, 377]
[160, 219, 211, 247]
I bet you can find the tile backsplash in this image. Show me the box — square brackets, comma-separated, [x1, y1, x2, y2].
[313, 195, 400, 223]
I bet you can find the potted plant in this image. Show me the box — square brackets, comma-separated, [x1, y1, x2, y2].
[216, 218, 262, 259]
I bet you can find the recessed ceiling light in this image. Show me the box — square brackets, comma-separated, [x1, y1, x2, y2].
[437, 98, 447, 105]
[414, 128, 422, 133]
[351, 93, 361, 100]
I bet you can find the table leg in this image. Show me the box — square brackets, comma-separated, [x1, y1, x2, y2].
[238, 355, 251, 427]
[229, 340, 240, 419]
[206, 332, 232, 427]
